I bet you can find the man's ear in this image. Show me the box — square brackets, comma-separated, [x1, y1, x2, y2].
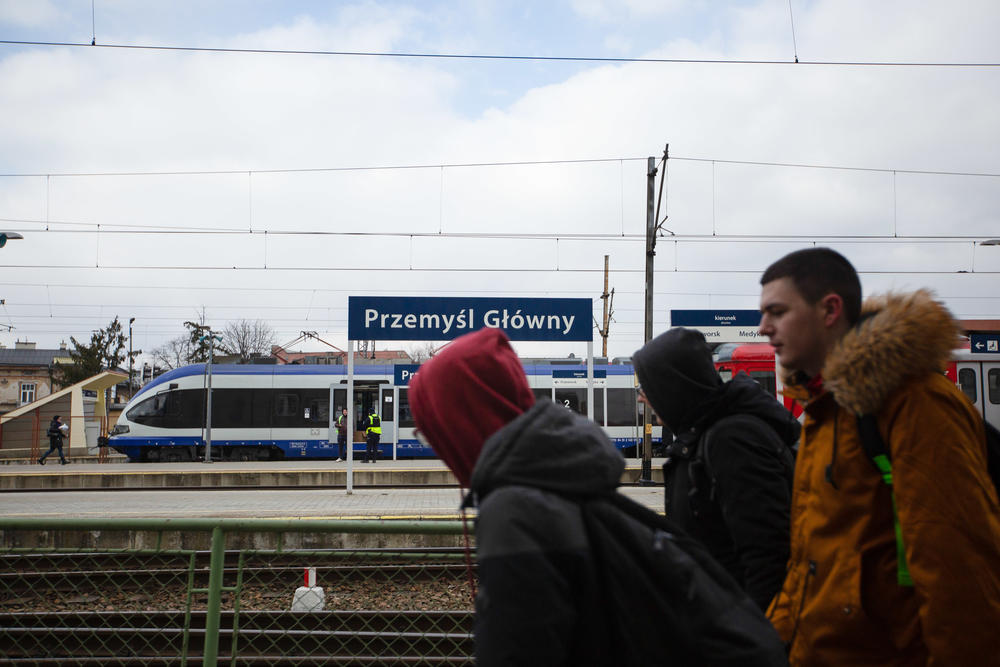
[820, 293, 845, 328]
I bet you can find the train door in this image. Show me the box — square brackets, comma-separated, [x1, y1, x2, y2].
[379, 385, 395, 460]
[956, 362, 985, 418]
[330, 386, 345, 455]
[984, 362, 1000, 428]
[351, 384, 381, 459]
[955, 360, 1000, 429]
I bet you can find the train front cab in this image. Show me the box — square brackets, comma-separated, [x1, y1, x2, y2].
[714, 342, 800, 416]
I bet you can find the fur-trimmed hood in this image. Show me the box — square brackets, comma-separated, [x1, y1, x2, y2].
[814, 290, 960, 415]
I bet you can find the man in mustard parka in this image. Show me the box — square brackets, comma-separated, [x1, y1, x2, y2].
[758, 247, 1000, 665]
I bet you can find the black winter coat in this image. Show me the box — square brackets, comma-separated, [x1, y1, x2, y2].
[468, 399, 625, 666]
[47, 418, 64, 446]
[663, 373, 799, 610]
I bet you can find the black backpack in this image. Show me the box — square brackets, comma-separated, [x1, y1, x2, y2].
[569, 491, 788, 666]
[857, 414, 1000, 586]
[666, 413, 794, 518]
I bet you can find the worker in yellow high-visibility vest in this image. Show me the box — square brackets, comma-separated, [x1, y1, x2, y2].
[363, 407, 382, 463]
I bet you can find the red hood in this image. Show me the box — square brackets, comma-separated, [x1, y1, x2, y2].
[408, 328, 535, 487]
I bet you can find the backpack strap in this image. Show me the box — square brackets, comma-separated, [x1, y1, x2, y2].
[856, 414, 913, 587]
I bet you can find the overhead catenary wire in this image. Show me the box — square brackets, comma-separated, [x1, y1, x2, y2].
[0, 38, 997, 68]
[2, 263, 998, 275]
[1, 154, 998, 179]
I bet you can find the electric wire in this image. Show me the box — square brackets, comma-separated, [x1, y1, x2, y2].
[787, 0, 799, 64]
[0, 39, 997, 68]
[1, 155, 998, 179]
[0, 156, 645, 178]
[1, 263, 997, 275]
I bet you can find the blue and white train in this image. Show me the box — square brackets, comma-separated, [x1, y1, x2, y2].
[108, 361, 656, 462]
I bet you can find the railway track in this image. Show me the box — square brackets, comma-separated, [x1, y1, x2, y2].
[1, 547, 476, 663]
[1, 609, 474, 665]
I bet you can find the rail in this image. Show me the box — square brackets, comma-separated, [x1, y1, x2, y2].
[0, 518, 473, 666]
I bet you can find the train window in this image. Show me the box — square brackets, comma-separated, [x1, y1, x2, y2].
[606, 388, 638, 427]
[252, 390, 272, 428]
[306, 398, 330, 424]
[300, 388, 330, 424]
[958, 369, 978, 404]
[989, 369, 999, 405]
[556, 388, 600, 422]
[273, 393, 300, 428]
[275, 393, 298, 416]
[532, 388, 552, 403]
[333, 389, 347, 425]
[381, 391, 394, 422]
[213, 389, 255, 428]
[555, 388, 581, 414]
[397, 388, 415, 428]
[127, 393, 169, 425]
[748, 371, 778, 398]
[126, 389, 203, 429]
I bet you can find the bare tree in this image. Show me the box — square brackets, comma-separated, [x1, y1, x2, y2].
[219, 319, 277, 363]
[150, 336, 193, 370]
[406, 341, 439, 362]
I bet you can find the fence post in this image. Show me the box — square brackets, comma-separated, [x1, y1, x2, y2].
[203, 525, 225, 667]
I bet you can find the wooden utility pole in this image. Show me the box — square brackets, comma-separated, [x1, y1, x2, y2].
[599, 255, 614, 357]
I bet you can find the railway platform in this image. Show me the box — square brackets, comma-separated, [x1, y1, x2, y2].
[0, 457, 666, 491]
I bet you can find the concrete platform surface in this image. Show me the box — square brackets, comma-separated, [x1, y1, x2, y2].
[0, 485, 666, 520]
[0, 458, 665, 490]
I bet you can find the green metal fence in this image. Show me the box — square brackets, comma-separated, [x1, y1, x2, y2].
[0, 518, 475, 666]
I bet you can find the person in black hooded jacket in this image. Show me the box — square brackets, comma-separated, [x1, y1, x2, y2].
[634, 327, 799, 610]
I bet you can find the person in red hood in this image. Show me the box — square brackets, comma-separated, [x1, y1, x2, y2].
[409, 327, 627, 665]
[408, 327, 535, 487]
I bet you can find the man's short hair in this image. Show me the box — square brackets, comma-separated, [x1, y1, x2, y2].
[760, 248, 862, 325]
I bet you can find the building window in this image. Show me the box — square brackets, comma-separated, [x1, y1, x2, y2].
[19, 382, 36, 405]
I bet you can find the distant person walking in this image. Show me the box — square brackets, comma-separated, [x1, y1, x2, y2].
[335, 407, 348, 461]
[38, 415, 68, 465]
[363, 407, 381, 463]
[633, 327, 799, 610]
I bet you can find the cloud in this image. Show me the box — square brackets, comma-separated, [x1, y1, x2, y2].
[570, 0, 688, 22]
[0, 0, 998, 357]
[0, 0, 67, 28]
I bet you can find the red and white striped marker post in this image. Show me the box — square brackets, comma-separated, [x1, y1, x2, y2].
[291, 566, 325, 611]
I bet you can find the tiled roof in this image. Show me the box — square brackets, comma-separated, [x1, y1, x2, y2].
[0, 349, 66, 367]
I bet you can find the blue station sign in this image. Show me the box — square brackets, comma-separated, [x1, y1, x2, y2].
[393, 364, 422, 386]
[971, 333, 1000, 354]
[669, 309, 763, 343]
[551, 369, 607, 379]
[349, 296, 594, 342]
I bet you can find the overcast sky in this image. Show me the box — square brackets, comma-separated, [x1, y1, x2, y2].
[0, 0, 998, 363]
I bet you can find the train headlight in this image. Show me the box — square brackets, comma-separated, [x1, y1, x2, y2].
[111, 424, 130, 435]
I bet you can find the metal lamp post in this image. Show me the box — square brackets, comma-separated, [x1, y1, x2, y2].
[128, 317, 135, 399]
[199, 332, 224, 464]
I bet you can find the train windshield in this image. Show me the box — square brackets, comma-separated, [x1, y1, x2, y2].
[126, 389, 204, 428]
